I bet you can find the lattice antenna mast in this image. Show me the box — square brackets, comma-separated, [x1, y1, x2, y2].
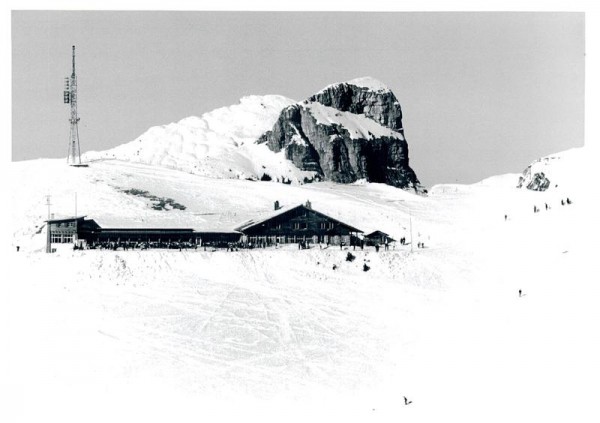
[65, 45, 82, 166]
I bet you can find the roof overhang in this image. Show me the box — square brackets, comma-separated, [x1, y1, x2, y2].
[45, 215, 87, 223]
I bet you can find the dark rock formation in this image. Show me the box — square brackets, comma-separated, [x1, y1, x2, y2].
[308, 81, 404, 133]
[257, 78, 423, 192]
[517, 171, 551, 191]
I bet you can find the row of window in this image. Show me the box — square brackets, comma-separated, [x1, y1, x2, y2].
[245, 235, 350, 244]
[271, 222, 335, 230]
[245, 235, 349, 245]
[51, 222, 75, 228]
[51, 234, 74, 243]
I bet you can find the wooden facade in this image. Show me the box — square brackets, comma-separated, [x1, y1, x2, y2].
[235, 202, 362, 246]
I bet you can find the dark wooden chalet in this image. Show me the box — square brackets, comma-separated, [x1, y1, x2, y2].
[235, 201, 362, 246]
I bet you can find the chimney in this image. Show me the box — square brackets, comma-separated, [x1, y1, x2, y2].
[305, 200, 312, 210]
[274, 200, 280, 210]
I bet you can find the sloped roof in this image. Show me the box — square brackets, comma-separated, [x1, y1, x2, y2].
[98, 228, 196, 232]
[235, 204, 363, 233]
[234, 204, 302, 232]
[45, 215, 87, 223]
[365, 230, 396, 242]
[365, 230, 389, 238]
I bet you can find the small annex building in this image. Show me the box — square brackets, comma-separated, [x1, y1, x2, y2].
[235, 201, 363, 246]
[363, 230, 395, 246]
[46, 215, 100, 247]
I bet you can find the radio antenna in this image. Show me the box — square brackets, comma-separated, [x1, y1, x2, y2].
[64, 45, 86, 167]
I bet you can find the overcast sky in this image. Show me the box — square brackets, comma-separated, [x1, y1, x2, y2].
[11, 11, 584, 186]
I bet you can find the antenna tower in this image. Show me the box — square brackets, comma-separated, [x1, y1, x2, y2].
[64, 45, 85, 166]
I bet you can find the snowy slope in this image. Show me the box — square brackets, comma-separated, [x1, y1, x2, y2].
[4, 148, 598, 423]
[83, 95, 315, 183]
[517, 147, 589, 193]
[8, 159, 424, 252]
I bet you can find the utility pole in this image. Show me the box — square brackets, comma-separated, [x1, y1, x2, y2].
[409, 209, 414, 253]
[45, 195, 52, 253]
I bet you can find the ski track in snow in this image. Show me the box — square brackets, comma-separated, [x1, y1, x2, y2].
[4, 148, 599, 423]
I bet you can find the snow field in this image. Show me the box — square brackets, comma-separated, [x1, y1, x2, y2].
[5, 247, 434, 414]
[4, 147, 598, 422]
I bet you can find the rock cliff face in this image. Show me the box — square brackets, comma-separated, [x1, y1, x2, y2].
[308, 77, 404, 133]
[517, 170, 551, 191]
[258, 77, 423, 191]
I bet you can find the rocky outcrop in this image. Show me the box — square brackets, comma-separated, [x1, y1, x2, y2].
[518, 170, 551, 191]
[308, 78, 404, 133]
[257, 78, 423, 192]
[517, 155, 558, 191]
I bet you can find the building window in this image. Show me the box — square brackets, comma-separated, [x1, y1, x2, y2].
[294, 222, 300, 230]
[275, 223, 281, 230]
[320, 222, 327, 229]
[50, 234, 73, 244]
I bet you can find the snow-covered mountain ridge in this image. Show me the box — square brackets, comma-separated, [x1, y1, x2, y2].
[83, 95, 317, 182]
[84, 77, 421, 189]
[516, 148, 587, 192]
